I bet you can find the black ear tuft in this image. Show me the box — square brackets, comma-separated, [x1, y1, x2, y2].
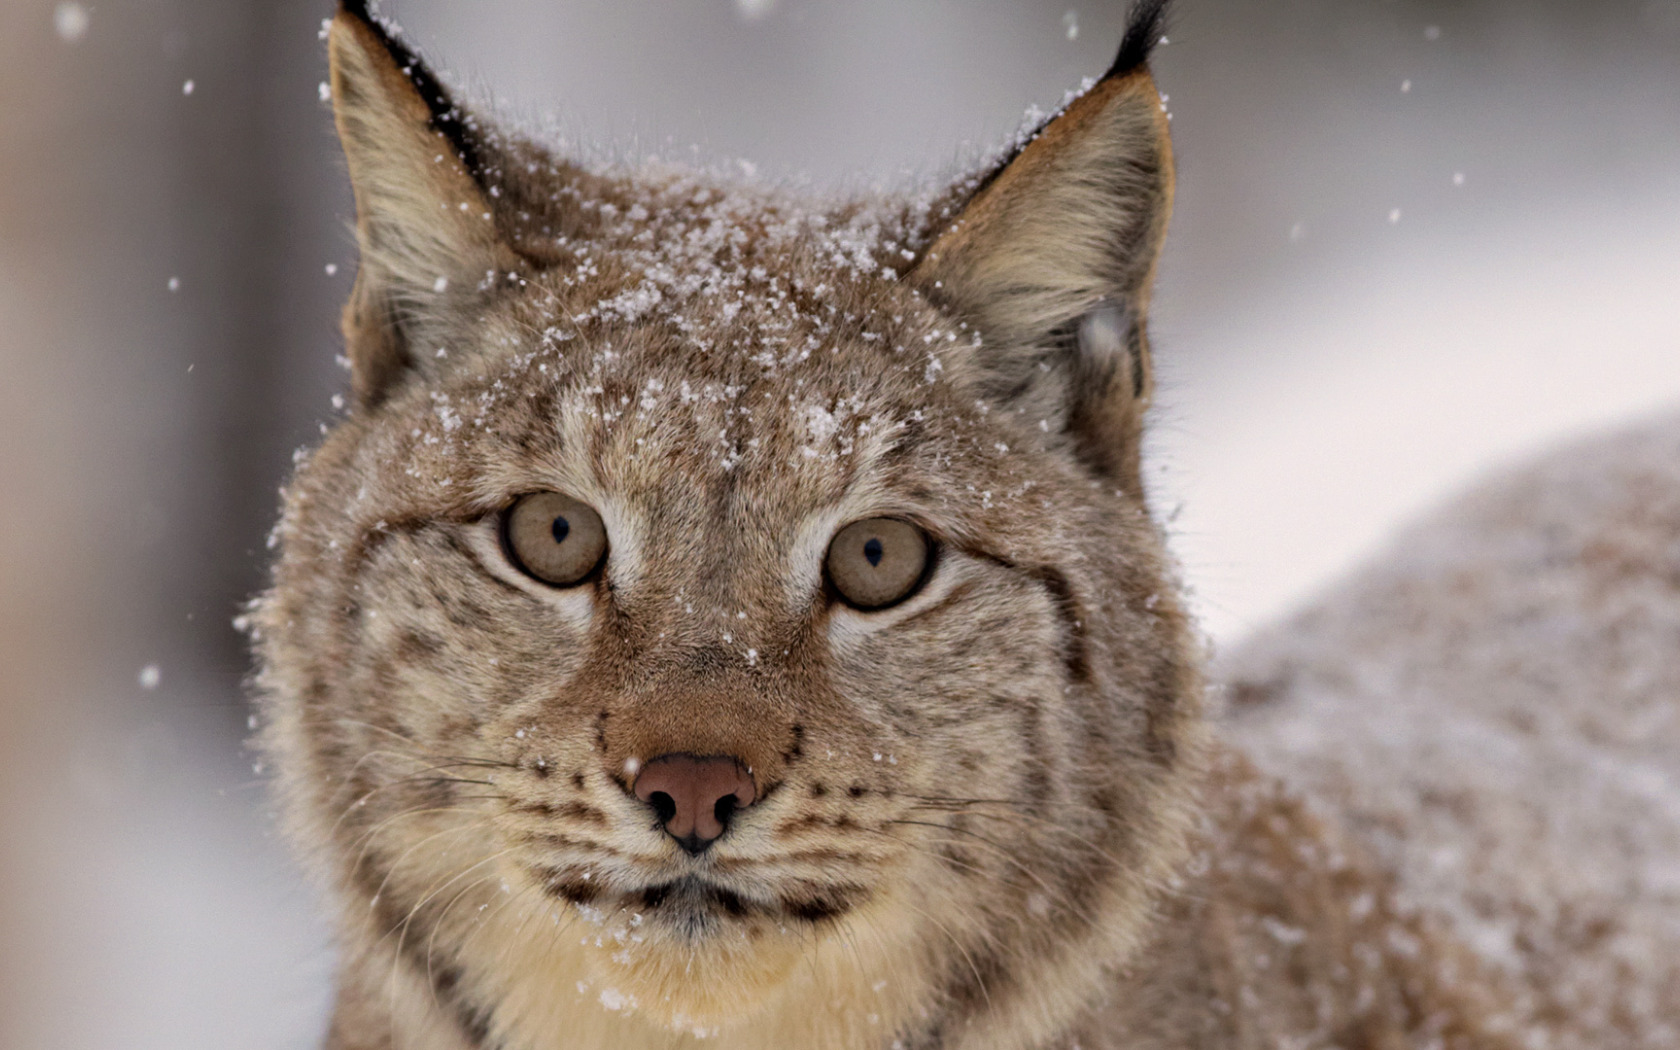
[911, 2, 1175, 489]
[1106, 0, 1171, 81]
[336, 0, 484, 181]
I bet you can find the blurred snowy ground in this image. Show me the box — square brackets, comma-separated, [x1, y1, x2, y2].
[1, 0, 1677, 1046]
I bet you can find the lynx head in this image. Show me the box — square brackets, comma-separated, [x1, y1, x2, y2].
[253, 2, 1204, 1047]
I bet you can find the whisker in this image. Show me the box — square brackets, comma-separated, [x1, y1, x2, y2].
[862, 827, 998, 884]
[346, 805, 487, 872]
[323, 751, 506, 827]
[300, 718, 519, 771]
[475, 876, 587, 985]
[328, 766, 507, 845]
[866, 828, 1117, 932]
[384, 846, 524, 1000]
[884, 818, 1061, 897]
[854, 895, 995, 1012]
[424, 871, 505, 1012]
[899, 802, 1130, 872]
[383, 857, 495, 1048]
[367, 820, 494, 908]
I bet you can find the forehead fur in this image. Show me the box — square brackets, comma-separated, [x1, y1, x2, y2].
[327, 158, 1095, 534]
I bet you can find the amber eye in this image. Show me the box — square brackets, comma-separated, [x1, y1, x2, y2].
[502, 492, 608, 587]
[826, 518, 932, 610]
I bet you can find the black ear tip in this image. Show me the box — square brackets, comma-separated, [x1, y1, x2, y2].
[329, 0, 486, 183]
[1107, 0, 1172, 80]
[337, 1, 404, 50]
[330, 0, 419, 91]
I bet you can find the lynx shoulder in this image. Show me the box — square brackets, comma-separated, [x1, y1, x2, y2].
[1222, 414, 1680, 1049]
[248, 2, 1671, 1048]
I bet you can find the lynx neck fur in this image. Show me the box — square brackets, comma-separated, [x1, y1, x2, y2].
[249, 3, 1678, 1048]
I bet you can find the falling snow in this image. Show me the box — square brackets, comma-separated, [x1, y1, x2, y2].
[733, 0, 777, 22]
[54, 2, 88, 42]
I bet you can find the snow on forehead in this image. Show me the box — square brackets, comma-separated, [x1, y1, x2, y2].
[435, 155, 987, 469]
[525, 163, 923, 334]
[493, 161, 959, 386]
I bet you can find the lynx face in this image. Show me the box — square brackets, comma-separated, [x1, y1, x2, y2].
[254, 3, 1203, 1047]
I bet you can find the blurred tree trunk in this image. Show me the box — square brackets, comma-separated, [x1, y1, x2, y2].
[0, 0, 339, 1041]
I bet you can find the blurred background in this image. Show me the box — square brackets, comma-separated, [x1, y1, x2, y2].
[1, 0, 1676, 1045]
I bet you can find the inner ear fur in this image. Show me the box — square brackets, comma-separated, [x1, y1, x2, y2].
[328, 5, 515, 406]
[912, 39, 1175, 489]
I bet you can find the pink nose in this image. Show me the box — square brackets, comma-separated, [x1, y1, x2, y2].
[632, 754, 757, 855]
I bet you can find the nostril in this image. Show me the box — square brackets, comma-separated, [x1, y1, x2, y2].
[713, 793, 739, 828]
[631, 753, 757, 849]
[649, 791, 677, 826]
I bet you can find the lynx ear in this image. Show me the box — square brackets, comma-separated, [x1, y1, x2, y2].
[328, 2, 512, 406]
[912, 0, 1174, 489]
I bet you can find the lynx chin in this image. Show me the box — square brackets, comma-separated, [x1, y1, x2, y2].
[248, 2, 1678, 1048]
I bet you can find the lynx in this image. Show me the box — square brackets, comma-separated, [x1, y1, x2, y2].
[249, 2, 1676, 1048]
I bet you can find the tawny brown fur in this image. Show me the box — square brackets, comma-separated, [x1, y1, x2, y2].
[250, 6, 1673, 1050]
[1222, 414, 1680, 1049]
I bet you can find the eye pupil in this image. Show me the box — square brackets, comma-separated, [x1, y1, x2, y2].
[826, 518, 930, 610]
[504, 492, 607, 587]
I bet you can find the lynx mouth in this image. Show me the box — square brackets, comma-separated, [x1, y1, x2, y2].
[539, 870, 861, 929]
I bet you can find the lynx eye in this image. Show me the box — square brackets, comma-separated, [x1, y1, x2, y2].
[826, 518, 931, 610]
[502, 492, 608, 587]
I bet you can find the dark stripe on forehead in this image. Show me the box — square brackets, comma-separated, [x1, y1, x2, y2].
[875, 413, 928, 469]
[518, 377, 563, 441]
